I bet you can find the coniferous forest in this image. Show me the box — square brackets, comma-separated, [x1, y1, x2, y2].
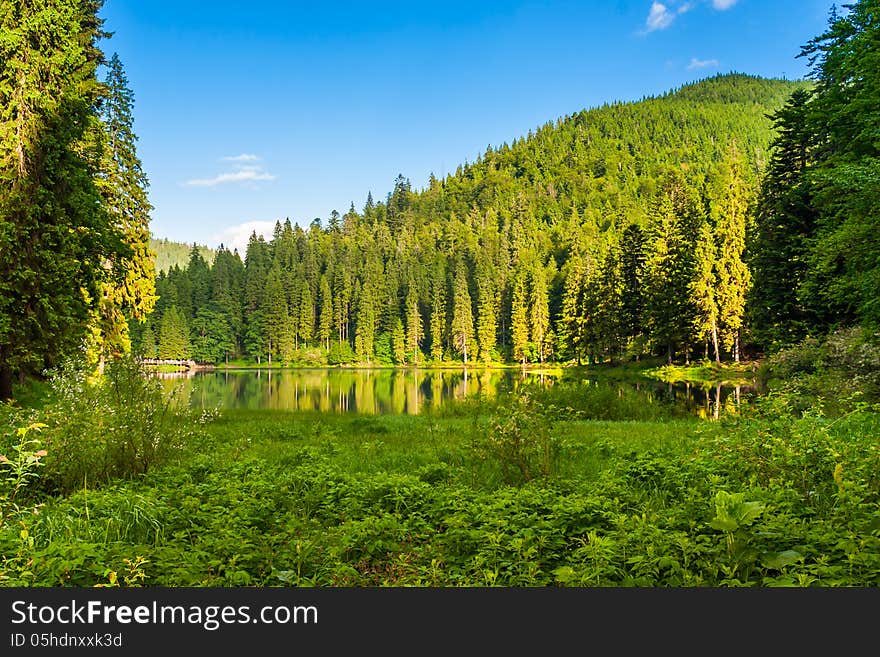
[1, 0, 879, 597]
[140, 74, 808, 368]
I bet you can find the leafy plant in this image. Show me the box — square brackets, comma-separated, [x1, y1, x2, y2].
[0, 423, 48, 526]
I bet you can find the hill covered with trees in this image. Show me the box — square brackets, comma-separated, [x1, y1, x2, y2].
[136, 73, 812, 366]
[150, 238, 216, 274]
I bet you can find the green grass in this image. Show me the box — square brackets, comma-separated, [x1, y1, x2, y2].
[3, 375, 878, 588]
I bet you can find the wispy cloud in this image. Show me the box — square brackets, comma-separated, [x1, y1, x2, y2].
[644, 1, 695, 32]
[183, 154, 276, 188]
[645, 2, 675, 31]
[688, 57, 720, 70]
[223, 153, 260, 163]
[643, 0, 737, 33]
[185, 170, 276, 187]
[210, 220, 277, 254]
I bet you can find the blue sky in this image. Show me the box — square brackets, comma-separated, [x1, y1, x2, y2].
[99, 0, 837, 254]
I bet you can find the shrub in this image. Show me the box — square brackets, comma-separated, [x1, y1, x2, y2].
[33, 355, 212, 493]
[471, 388, 558, 485]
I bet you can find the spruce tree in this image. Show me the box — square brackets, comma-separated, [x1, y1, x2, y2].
[530, 262, 551, 364]
[450, 263, 475, 364]
[91, 52, 157, 370]
[405, 283, 423, 364]
[510, 271, 530, 366]
[0, 0, 121, 398]
[712, 143, 752, 362]
[690, 218, 721, 362]
[318, 275, 333, 350]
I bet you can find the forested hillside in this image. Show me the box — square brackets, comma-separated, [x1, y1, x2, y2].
[136, 73, 809, 366]
[150, 238, 215, 274]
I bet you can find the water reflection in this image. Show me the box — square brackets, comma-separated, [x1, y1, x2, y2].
[156, 367, 753, 418]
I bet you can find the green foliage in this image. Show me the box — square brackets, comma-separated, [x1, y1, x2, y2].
[471, 389, 558, 485]
[1, 388, 876, 588]
[137, 74, 804, 370]
[150, 239, 216, 275]
[27, 355, 211, 494]
[752, 0, 880, 343]
[0, 423, 48, 525]
[759, 326, 880, 412]
[0, 0, 125, 398]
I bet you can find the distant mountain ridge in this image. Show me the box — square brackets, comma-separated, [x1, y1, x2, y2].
[149, 238, 216, 274]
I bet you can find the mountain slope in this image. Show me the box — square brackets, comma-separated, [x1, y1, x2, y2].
[140, 73, 809, 365]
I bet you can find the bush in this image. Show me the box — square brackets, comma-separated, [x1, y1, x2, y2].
[470, 388, 558, 485]
[327, 341, 357, 365]
[759, 326, 880, 413]
[31, 356, 212, 494]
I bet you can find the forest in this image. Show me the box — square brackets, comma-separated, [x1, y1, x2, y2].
[140, 74, 808, 369]
[0, 0, 878, 590]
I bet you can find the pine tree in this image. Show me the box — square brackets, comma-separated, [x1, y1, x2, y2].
[264, 266, 293, 365]
[712, 143, 752, 362]
[558, 252, 585, 364]
[392, 317, 406, 364]
[450, 263, 475, 364]
[690, 218, 720, 361]
[140, 323, 158, 359]
[298, 279, 314, 348]
[158, 306, 190, 359]
[530, 262, 550, 364]
[643, 192, 692, 363]
[318, 274, 333, 350]
[748, 89, 818, 348]
[405, 283, 423, 364]
[91, 52, 157, 370]
[0, 0, 121, 398]
[619, 224, 647, 354]
[476, 258, 498, 363]
[510, 270, 530, 366]
[430, 270, 447, 362]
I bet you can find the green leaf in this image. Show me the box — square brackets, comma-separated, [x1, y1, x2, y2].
[761, 550, 804, 571]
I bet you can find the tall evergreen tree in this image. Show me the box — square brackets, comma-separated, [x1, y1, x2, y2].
[690, 218, 720, 361]
[405, 282, 423, 364]
[318, 274, 333, 350]
[90, 52, 157, 370]
[450, 263, 475, 364]
[530, 261, 551, 363]
[510, 271, 530, 366]
[429, 268, 447, 362]
[712, 143, 752, 362]
[158, 305, 190, 359]
[264, 266, 293, 365]
[0, 0, 121, 398]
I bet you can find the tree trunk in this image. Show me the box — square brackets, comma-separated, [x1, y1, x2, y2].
[712, 320, 721, 364]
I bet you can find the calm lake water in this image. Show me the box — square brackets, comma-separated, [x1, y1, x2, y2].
[157, 367, 753, 418]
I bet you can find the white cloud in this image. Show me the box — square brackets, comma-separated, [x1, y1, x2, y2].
[643, 0, 735, 34]
[210, 220, 277, 254]
[183, 154, 276, 188]
[646, 2, 675, 31]
[688, 57, 720, 70]
[184, 169, 276, 187]
[644, 1, 695, 32]
[223, 154, 260, 163]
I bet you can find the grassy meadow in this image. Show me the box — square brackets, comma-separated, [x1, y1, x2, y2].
[1, 340, 878, 588]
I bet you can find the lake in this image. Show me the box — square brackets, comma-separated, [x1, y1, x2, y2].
[157, 367, 754, 418]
